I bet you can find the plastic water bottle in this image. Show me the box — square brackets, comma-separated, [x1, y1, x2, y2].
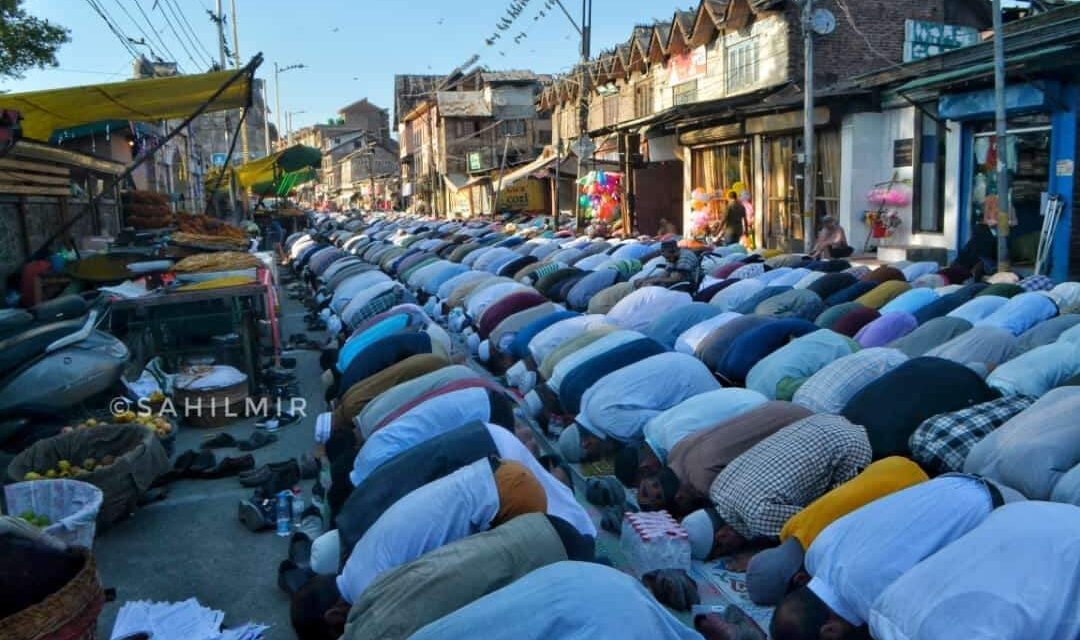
[619, 511, 691, 577]
[275, 491, 291, 537]
[290, 487, 305, 528]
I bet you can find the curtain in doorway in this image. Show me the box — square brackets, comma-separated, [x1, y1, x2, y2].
[816, 130, 841, 220]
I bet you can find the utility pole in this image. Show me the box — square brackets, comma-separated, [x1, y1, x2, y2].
[230, 0, 250, 163]
[275, 62, 283, 148]
[214, 0, 236, 216]
[262, 81, 271, 155]
[801, 0, 817, 253]
[991, 0, 1011, 271]
[577, 0, 592, 231]
[492, 134, 512, 219]
[274, 63, 306, 150]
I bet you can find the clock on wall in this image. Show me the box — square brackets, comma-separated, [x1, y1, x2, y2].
[811, 8, 837, 35]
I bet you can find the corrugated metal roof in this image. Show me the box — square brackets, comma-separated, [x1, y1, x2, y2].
[480, 70, 539, 83]
[436, 91, 492, 117]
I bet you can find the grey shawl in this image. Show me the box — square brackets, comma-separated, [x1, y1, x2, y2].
[343, 513, 566, 640]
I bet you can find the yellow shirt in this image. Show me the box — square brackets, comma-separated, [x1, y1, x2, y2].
[781, 456, 928, 549]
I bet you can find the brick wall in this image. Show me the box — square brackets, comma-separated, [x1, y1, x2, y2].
[785, 0, 990, 88]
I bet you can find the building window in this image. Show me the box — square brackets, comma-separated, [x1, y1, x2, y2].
[726, 38, 759, 93]
[538, 129, 552, 145]
[634, 81, 653, 118]
[603, 95, 620, 126]
[500, 120, 526, 137]
[673, 80, 698, 106]
[456, 120, 477, 137]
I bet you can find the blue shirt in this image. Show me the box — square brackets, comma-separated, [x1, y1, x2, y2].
[806, 476, 994, 626]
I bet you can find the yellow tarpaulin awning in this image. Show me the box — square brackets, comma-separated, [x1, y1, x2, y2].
[235, 144, 321, 189]
[1, 68, 255, 141]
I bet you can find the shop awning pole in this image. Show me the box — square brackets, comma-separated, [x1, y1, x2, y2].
[991, 0, 1012, 272]
[206, 106, 250, 217]
[28, 54, 263, 261]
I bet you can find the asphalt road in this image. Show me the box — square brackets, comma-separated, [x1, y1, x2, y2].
[95, 295, 322, 640]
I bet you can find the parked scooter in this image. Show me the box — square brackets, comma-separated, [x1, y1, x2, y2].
[0, 294, 128, 417]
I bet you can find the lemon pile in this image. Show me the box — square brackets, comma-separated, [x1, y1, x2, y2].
[23, 456, 117, 481]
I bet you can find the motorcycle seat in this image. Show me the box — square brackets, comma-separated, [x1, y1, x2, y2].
[30, 294, 89, 323]
[0, 309, 33, 342]
[0, 319, 85, 377]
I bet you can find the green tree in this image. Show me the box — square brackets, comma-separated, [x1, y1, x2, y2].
[0, 0, 69, 79]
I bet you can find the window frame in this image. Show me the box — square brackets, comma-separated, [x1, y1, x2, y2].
[673, 80, 698, 106]
[726, 37, 760, 94]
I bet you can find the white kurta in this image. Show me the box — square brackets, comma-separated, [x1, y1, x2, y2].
[485, 424, 596, 537]
[527, 314, 611, 365]
[869, 501, 1080, 640]
[337, 458, 499, 604]
[577, 352, 720, 443]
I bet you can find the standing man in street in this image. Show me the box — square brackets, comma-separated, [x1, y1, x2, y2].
[719, 190, 746, 247]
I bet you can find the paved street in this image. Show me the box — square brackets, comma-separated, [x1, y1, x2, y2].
[94, 300, 321, 640]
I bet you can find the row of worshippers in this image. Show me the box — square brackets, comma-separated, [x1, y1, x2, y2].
[283, 219, 758, 640]
[286, 213, 1080, 639]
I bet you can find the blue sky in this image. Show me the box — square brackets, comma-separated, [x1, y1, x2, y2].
[6, 0, 689, 129]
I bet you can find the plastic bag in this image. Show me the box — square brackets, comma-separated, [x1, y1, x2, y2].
[3, 480, 103, 548]
[174, 365, 247, 391]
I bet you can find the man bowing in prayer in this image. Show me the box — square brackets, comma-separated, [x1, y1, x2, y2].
[290, 457, 546, 640]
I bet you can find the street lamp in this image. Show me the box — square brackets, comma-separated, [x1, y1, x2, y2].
[286, 110, 306, 144]
[274, 62, 306, 149]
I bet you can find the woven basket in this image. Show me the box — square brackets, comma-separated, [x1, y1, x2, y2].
[0, 548, 105, 640]
[172, 379, 249, 428]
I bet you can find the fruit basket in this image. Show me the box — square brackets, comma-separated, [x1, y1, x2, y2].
[0, 547, 104, 640]
[8, 425, 170, 527]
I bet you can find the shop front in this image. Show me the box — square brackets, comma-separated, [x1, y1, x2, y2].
[938, 81, 1077, 280]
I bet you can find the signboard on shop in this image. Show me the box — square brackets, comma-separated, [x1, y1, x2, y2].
[495, 179, 546, 212]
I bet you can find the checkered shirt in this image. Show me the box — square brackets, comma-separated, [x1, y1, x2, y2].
[1019, 275, 1055, 292]
[351, 288, 404, 327]
[909, 394, 1035, 474]
[708, 414, 872, 539]
[669, 249, 703, 288]
[792, 348, 909, 414]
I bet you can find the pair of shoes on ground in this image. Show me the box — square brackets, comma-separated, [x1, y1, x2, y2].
[238, 454, 318, 491]
[155, 450, 255, 485]
[200, 430, 278, 451]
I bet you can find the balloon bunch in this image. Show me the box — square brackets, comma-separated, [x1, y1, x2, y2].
[578, 170, 623, 222]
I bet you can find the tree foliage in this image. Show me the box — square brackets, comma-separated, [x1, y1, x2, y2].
[0, 0, 69, 80]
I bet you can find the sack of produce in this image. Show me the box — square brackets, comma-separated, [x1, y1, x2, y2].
[7, 425, 169, 527]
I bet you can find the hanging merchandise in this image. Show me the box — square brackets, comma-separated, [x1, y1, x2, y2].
[577, 170, 624, 226]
